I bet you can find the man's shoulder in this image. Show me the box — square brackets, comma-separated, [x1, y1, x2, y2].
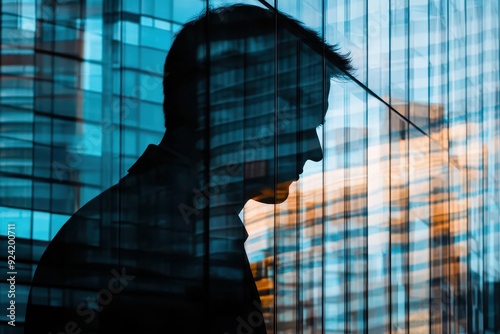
[52, 168, 193, 243]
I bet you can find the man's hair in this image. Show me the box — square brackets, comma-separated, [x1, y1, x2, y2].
[162, 4, 353, 130]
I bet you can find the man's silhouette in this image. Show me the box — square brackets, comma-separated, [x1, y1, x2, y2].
[25, 4, 352, 333]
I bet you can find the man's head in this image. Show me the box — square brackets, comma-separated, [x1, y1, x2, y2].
[162, 4, 352, 203]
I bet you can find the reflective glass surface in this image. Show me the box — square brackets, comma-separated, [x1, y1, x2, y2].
[1, 0, 499, 333]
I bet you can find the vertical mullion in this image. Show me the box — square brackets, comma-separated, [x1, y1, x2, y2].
[273, 1, 278, 333]
[30, 0, 36, 290]
[344, 2, 351, 331]
[464, 2, 470, 333]
[405, 1, 410, 332]
[388, 0, 393, 332]
[296, 38, 301, 334]
[478, 2, 488, 332]
[364, 1, 369, 332]
[427, 0, 432, 331]
[321, 1, 326, 333]
[343, 86, 349, 334]
[49, 1, 56, 301]
[202, 1, 211, 329]
[445, 1, 452, 332]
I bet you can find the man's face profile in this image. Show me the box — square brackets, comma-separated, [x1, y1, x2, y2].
[247, 47, 331, 204]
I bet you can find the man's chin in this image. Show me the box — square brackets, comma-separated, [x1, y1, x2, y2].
[252, 181, 293, 204]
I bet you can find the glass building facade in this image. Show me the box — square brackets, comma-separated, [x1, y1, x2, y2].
[0, 0, 499, 333]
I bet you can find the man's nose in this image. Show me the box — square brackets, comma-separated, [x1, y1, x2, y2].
[302, 131, 323, 162]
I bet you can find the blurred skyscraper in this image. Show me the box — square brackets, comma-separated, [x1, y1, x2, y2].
[1, 0, 499, 333]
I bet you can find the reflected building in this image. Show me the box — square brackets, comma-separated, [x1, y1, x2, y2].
[244, 102, 499, 333]
[1, 0, 499, 333]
